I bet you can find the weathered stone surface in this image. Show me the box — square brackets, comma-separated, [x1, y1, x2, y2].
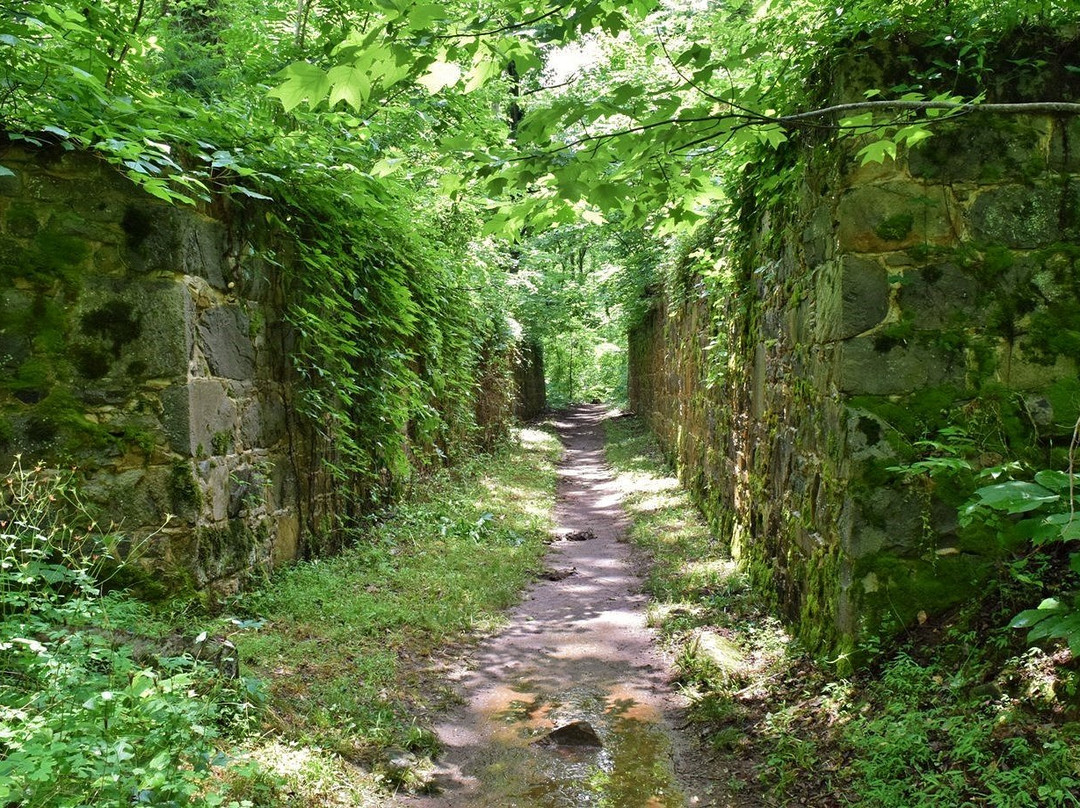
[198, 306, 256, 380]
[846, 410, 895, 462]
[837, 182, 953, 252]
[272, 514, 300, 565]
[969, 184, 1063, 248]
[817, 256, 889, 341]
[839, 338, 962, 395]
[123, 207, 228, 288]
[239, 391, 287, 449]
[1049, 117, 1080, 174]
[997, 344, 1077, 390]
[0, 165, 21, 196]
[72, 281, 192, 385]
[536, 721, 603, 748]
[908, 117, 1049, 182]
[0, 288, 34, 373]
[898, 263, 979, 329]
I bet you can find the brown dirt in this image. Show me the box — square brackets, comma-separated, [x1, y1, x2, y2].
[394, 405, 726, 807]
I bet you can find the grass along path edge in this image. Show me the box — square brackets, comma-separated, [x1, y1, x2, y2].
[218, 426, 561, 806]
[604, 414, 1080, 808]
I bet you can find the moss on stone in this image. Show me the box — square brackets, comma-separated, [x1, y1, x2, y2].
[169, 460, 203, 514]
[977, 245, 1015, 283]
[856, 552, 990, 633]
[211, 430, 232, 455]
[5, 203, 39, 238]
[30, 227, 88, 279]
[72, 345, 111, 379]
[81, 300, 142, 357]
[24, 388, 109, 451]
[1045, 378, 1080, 431]
[872, 312, 916, 353]
[874, 212, 914, 242]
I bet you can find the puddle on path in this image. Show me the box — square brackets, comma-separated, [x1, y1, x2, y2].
[468, 683, 684, 807]
[397, 406, 700, 807]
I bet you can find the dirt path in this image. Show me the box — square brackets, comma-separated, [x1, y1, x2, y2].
[398, 405, 714, 807]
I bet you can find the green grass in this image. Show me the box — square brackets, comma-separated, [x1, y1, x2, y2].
[221, 426, 561, 804]
[604, 415, 1080, 808]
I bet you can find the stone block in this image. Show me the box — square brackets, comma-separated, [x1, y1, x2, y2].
[897, 263, 979, 329]
[196, 458, 231, 521]
[846, 409, 896, 462]
[908, 116, 1050, 182]
[23, 174, 71, 203]
[272, 514, 300, 566]
[48, 208, 124, 245]
[81, 466, 175, 533]
[847, 487, 924, 558]
[968, 184, 1063, 249]
[0, 288, 34, 373]
[997, 343, 1077, 391]
[837, 182, 954, 253]
[123, 208, 227, 287]
[839, 337, 963, 395]
[1049, 117, 1080, 174]
[197, 305, 256, 380]
[71, 280, 192, 391]
[0, 166, 21, 197]
[239, 391, 288, 449]
[817, 256, 889, 341]
[161, 379, 237, 456]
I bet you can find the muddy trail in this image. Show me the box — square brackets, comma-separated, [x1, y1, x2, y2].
[397, 405, 717, 807]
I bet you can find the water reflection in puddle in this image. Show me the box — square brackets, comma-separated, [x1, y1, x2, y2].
[466, 683, 684, 807]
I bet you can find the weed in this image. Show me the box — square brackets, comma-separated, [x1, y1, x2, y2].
[0, 457, 260, 807]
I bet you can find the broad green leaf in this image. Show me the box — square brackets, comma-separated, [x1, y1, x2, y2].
[968, 480, 1059, 515]
[371, 157, 406, 177]
[416, 61, 462, 94]
[230, 186, 273, 201]
[327, 65, 370, 110]
[1034, 470, 1076, 493]
[839, 112, 874, 129]
[857, 139, 897, 165]
[0, 165, 14, 178]
[464, 53, 504, 94]
[896, 125, 934, 148]
[269, 62, 331, 112]
[407, 3, 448, 28]
[762, 128, 787, 149]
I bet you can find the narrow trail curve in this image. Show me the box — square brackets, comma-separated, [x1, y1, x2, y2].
[397, 405, 715, 807]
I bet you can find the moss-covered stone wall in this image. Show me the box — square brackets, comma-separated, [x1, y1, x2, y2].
[629, 76, 1080, 661]
[0, 144, 514, 598]
[0, 144, 312, 596]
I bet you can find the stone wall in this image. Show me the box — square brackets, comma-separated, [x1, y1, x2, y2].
[0, 144, 313, 596]
[629, 90, 1080, 657]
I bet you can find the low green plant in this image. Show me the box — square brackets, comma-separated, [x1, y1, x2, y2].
[604, 415, 1080, 807]
[0, 457, 259, 807]
[958, 465, 1080, 653]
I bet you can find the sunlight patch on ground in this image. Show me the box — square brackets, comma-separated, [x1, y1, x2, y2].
[680, 558, 740, 583]
[519, 427, 562, 454]
[239, 740, 384, 807]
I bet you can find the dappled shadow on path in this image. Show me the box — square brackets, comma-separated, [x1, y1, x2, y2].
[396, 405, 703, 807]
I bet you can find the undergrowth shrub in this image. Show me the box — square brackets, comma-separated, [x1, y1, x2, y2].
[0, 458, 260, 807]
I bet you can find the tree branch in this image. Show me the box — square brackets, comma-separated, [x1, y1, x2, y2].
[435, 3, 571, 40]
[775, 99, 1080, 124]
